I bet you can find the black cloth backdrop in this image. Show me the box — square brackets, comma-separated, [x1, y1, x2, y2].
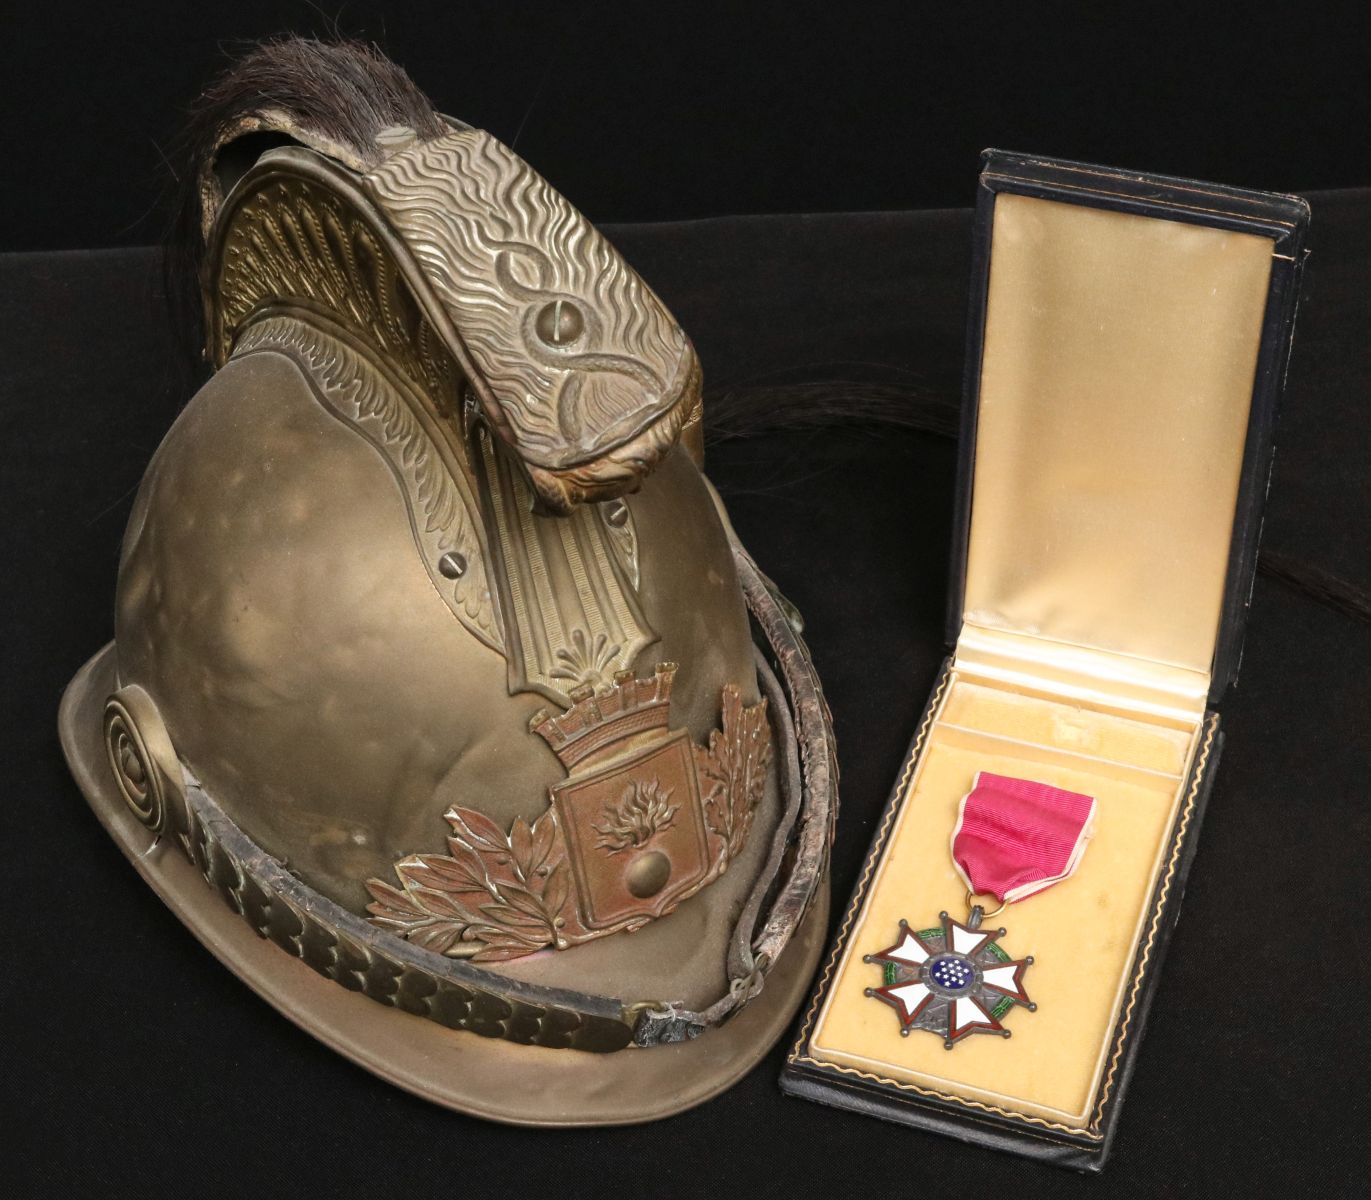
[4, 192, 1369, 1197]
[5, 1, 1371, 252]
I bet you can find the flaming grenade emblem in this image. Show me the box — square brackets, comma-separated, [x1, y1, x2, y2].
[594, 779, 679, 853]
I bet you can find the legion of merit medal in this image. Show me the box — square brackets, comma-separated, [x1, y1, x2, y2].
[864, 772, 1097, 1047]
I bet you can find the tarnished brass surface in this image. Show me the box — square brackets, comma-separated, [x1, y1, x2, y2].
[208, 145, 701, 516]
[64, 526, 835, 1039]
[113, 346, 771, 1002]
[61, 646, 832, 1121]
[475, 422, 655, 700]
[65, 52, 836, 1121]
[366, 133, 697, 486]
[103, 684, 183, 834]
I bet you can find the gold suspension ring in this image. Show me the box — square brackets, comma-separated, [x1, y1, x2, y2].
[965, 889, 1006, 920]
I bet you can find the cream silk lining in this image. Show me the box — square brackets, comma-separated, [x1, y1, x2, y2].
[960, 193, 1271, 723]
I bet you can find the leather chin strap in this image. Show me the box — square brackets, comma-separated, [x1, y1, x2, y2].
[630, 648, 800, 1044]
[632, 548, 836, 1044]
[164, 536, 835, 1053]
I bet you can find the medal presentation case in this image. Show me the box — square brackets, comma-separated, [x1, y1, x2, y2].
[782, 152, 1309, 1169]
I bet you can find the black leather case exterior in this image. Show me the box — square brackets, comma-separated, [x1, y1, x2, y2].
[782, 153, 1304, 1169]
[943, 151, 1310, 704]
[781, 661, 1225, 1171]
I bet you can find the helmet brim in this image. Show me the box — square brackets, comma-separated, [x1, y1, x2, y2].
[60, 642, 830, 1125]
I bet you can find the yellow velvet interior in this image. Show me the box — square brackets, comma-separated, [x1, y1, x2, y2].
[807, 674, 1202, 1126]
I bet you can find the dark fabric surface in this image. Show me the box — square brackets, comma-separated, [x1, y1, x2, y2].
[9, 3, 1370, 252]
[3, 194, 1368, 1197]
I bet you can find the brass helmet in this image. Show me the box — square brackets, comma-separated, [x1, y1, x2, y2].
[59, 39, 834, 1124]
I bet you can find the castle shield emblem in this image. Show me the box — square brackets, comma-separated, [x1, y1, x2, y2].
[551, 729, 711, 929]
[367, 662, 772, 960]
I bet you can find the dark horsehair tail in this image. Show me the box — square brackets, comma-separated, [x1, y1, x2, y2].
[165, 36, 446, 368]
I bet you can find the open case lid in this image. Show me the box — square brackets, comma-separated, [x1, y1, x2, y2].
[946, 151, 1309, 715]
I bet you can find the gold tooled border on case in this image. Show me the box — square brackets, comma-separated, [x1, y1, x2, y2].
[787, 664, 1219, 1141]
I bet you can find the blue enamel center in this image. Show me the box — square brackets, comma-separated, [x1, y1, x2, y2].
[928, 955, 974, 992]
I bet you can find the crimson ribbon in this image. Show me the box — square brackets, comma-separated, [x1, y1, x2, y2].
[951, 771, 1097, 905]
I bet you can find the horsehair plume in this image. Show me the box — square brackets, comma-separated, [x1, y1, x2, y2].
[704, 380, 958, 444]
[166, 36, 446, 369]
